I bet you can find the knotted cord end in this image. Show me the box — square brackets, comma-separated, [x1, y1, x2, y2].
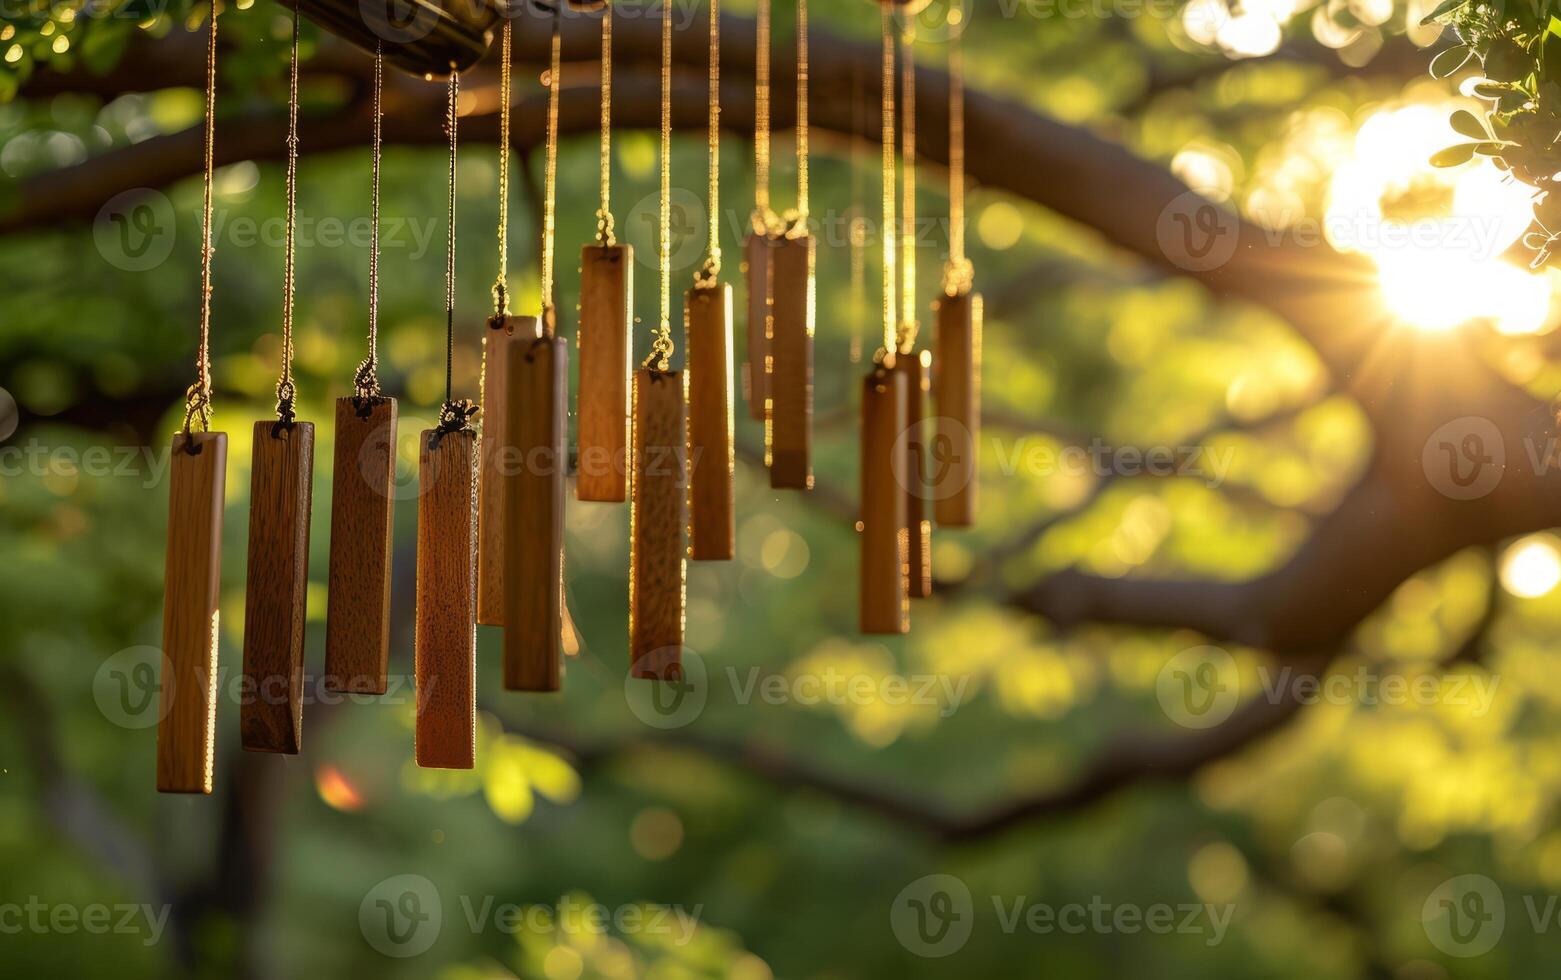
[942, 258, 975, 298]
[429, 398, 480, 450]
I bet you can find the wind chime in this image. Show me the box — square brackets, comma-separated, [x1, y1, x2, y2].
[933, 5, 982, 526]
[242, 4, 316, 754]
[154, 0, 983, 793]
[629, 3, 689, 680]
[157, 8, 224, 794]
[501, 7, 569, 692]
[416, 66, 481, 770]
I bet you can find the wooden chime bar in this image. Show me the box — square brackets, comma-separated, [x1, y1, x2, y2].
[687, 284, 735, 559]
[415, 71, 478, 769]
[416, 427, 478, 768]
[158, 432, 225, 793]
[477, 314, 533, 625]
[578, 245, 632, 501]
[504, 328, 568, 691]
[743, 0, 777, 422]
[861, 366, 909, 633]
[242, 14, 314, 754]
[324, 46, 397, 693]
[157, 12, 223, 794]
[896, 351, 933, 598]
[630, 368, 688, 678]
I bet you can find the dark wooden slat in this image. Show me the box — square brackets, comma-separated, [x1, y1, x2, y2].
[157, 431, 226, 794]
[686, 283, 735, 561]
[240, 420, 315, 754]
[896, 352, 933, 598]
[768, 233, 814, 489]
[324, 397, 397, 694]
[630, 368, 687, 679]
[416, 428, 478, 770]
[741, 232, 775, 422]
[503, 335, 568, 692]
[861, 367, 909, 634]
[933, 290, 982, 526]
[478, 314, 539, 626]
[578, 244, 633, 502]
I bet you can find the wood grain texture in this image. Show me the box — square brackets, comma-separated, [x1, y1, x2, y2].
[578, 244, 633, 502]
[769, 233, 814, 489]
[240, 420, 315, 754]
[686, 283, 735, 561]
[157, 431, 226, 794]
[861, 368, 909, 635]
[324, 397, 397, 694]
[416, 429, 478, 770]
[503, 335, 568, 692]
[741, 232, 775, 421]
[477, 315, 539, 627]
[630, 369, 687, 679]
[933, 291, 983, 526]
[896, 352, 933, 599]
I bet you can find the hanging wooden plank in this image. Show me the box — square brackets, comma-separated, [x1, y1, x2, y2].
[741, 232, 774, 421]
[768, 233, 814, 489]
[323, 397, 397, 694]
[240, 420, 315, 754]
[861, 366, 908, 634]
[629, 368, 687, 679]
[686, 283, 735, 561]
[477, 314, 537, 626]
[932, 290, 982, 526]
[896, 351, 933, 598]
[503, 335, 568, 692]
[157, 431, 226, 795]
[578, 244, 633, 502]
[416, 427, 478, 769]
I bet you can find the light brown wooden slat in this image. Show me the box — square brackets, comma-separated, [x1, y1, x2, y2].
[578, 244, 633, 502]
[477, 314, 538, 627]
[323, 397, 397, 694]
[686, 283, 735, 561]
[897, 351, 933, 599]
[240, 420, 315, 754]
[503, 335, 568, 692]
[861, 367, 909, 634]
[768, 233, 814, 489]
[741, 232, 774, 422]
[416, 428, 478, 770]
[157, 431, 226, 794]
[933, 290, 982, 526]
[630, 368, 687, 679]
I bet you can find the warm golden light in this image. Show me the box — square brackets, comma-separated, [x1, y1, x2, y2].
[1501, 535, 1561, 599]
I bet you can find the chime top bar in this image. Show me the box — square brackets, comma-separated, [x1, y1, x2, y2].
[288, 0, 504, 77]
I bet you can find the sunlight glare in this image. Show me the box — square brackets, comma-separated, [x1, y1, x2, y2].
[1501, 535, 1561, 598]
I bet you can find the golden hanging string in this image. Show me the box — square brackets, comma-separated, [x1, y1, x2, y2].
[944, 3, 974, 296]
[878, 5, 898, 367]
[645, 2, 674, 371]
[353, 43, 385, 400]
[434, 70, 478, 436]
[897, 24, 917, 353]
[182, 6, 219, 436]
[540, 10, 562, 328]
[596, 4, 616, 245]
[695, 0, 722, 287]
[789, 0, 809, 235]
[493, 20, 512, 317]
[275, 1, 302, 425]
[752, 0, 774, 233]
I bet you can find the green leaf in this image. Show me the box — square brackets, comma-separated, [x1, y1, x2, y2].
[1471, 141, 1511, 154]
[1451, 109, 1488, 139]
[1430, 143, 1478, 167]
[1431, 44, 1472, 79]
[1484, 39, 1530, 81]
[1421, 0, 1471, 24]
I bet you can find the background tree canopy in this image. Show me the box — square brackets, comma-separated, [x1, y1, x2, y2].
[6, 0, 1561, 977]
